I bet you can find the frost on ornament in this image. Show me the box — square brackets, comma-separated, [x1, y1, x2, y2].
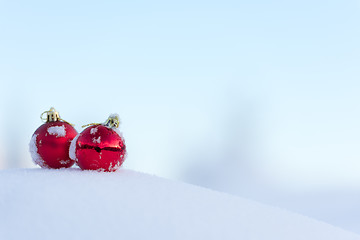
[29, 134, 47, 168]
[108, 161, 122, 172]
[47, 126, 66, 137]
[69, 134, 80, 161]
[59, 160, 71, 165]
[90, 127, 98, 135]
[92, 136, 101, 144]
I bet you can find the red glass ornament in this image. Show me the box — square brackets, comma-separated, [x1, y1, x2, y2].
[30, 108, 77, 169]
[71, 115, 126, 172]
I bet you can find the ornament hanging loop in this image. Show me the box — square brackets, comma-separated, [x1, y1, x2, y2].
[81, 123, 100, 128]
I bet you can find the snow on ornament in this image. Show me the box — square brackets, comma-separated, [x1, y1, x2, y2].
[29, 107, 78, 169]
[69, 114, 127, 172]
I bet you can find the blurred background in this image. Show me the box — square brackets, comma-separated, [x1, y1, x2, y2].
[1, 0, 360, 234]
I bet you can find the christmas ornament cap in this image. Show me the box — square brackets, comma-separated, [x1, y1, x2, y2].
[104, 114, 120, 128]
[40, 107, 74, 125]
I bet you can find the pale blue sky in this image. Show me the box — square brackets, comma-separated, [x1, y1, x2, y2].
[0, 0, 359, 189]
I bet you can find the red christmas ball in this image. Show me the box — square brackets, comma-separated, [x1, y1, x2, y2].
[70, 118, 126, 172]
[30, 119, 78, 169]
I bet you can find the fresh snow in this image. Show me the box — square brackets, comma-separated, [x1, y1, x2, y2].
[109, 113, 120, 120]
[69, 134, 80, 161]
[28, 134, 45, 167]
[47, 125, 66, 137]
[90, 127, 98, 135]
[92, 136, 101, 144]
[59, 159, 71, 165]
[0, 168, 359, 240]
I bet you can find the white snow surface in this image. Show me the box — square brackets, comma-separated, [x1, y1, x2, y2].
[0, 168, 359, 240]
[47, 125, 66, 137]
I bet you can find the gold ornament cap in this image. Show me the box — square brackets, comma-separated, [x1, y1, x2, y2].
[41, 107, 60, 122]
[104, 114, 120, 128]
[40, 107, 73, 125]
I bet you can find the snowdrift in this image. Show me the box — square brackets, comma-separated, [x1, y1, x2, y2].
[0, 168, 359, 240]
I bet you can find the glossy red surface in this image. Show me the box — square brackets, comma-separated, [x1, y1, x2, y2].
[33, 121, 77, 168]
[75, 125, 126, 172]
